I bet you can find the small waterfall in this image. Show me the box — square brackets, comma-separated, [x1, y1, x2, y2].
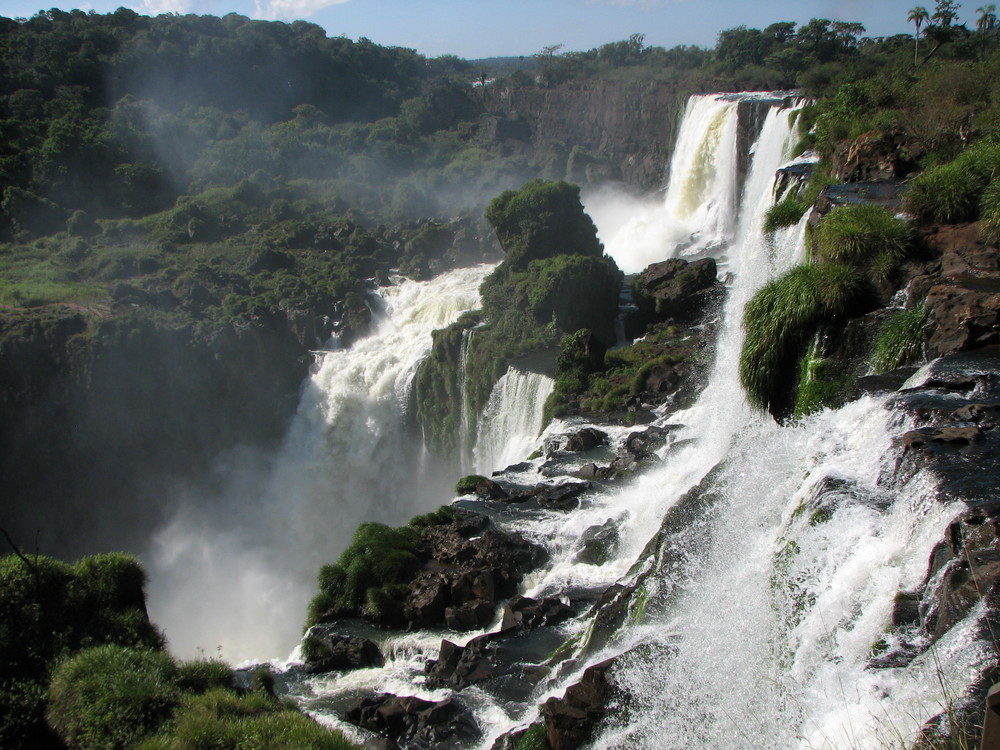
[457, 328, 475, 474]
[472, 367, 555, 475]
[145, 265, 494, 663]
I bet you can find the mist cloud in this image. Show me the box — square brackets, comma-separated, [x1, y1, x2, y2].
[253, 0, 350, 21]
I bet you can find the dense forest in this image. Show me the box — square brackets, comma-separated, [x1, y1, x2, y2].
[4, 1, 1000, 747]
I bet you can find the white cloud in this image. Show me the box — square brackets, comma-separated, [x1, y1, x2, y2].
[253, 0, 350, 21]
[135, 0, 195, 15]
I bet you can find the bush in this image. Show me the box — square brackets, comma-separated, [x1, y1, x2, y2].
[305, 523, 422, 626]
[138, 689, 357, 750]
[763, 197, 807, 234]
[811, 204, 913, 268]
[47, 645, 180, 749]
[870, 304, 926, 373]
[906, 139, 1000, 224]
[980, 176, 1000, 240]
[176, 660, 234, 694]
[739, 263, 866, 416]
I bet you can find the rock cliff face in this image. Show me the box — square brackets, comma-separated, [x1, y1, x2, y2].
[479, 81, 691, 191]
[0, 308, 309, 558]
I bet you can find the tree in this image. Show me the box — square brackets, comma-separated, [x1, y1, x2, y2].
[932, 0, 961, 26]
[908, 6, 930, 63]
[977, 3, 997, 30]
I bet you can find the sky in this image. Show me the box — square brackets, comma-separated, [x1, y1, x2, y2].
[1, 0, 981, 60]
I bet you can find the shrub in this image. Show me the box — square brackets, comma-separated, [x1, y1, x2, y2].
[305, 522, 422, 626]
[870, 304, 926, 373]
[980, 177, 1000, 240]
[811, 204, 913, 268]
[176, 660, 234, 694]
[763, 197, 807, 234]
[739, 263, 866, 416]
[47, 645, 180, 750]
[139, 689, 357, 750]
[906, 139, 1000, 224]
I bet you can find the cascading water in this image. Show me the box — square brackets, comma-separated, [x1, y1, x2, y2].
[144, 264, 493, 663]
[472, 367, 555, 475]
[263, 91, 989, 750]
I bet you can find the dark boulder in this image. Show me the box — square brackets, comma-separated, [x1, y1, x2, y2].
[574, 519, 620, 565]
[631, 257, 720, 324]
[499, 595, 574, 632]
[564, 428, 608, 453]
[302, 627, 383, 674]
[540, 657, 617, 750]
[345, 693, 479, 749]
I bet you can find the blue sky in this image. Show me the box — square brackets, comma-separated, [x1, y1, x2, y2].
[1, 0, 979, 59]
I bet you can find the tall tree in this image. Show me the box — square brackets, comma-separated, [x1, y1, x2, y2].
[977, 3, 997, 31]
[908, 6, 930, 63]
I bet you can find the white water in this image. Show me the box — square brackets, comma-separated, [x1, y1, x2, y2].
[484, 94, 987, 749]
[145, 265, 493, 663]
[177, 91, 992, 748]
[590, 94, 740, 274]
[472, 368, 554, 475]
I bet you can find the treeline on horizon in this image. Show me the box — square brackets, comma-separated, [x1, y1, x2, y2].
[1, 2, 998, 321]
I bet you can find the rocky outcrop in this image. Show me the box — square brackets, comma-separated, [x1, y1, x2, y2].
[918, 224, 1000, 359]
[832, 129, 920, 183]
[630, 257, 722, 326]
[480, 81, 690, 190]
[302, 627, 384, 674]
[540, 657, 618, 750]
[345, 693, 480, 750]
[405, 512, 546, 629]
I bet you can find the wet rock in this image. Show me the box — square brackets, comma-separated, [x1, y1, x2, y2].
[921, 505, 1000, 640]
[499, 595, 574, 632]
[564, 428, 608, 452]
[506, 480, 592, 510]
[302, 627, 383, 674]
[444, 599, 495, 630]
[631, 257, 721, 324]
[425, 635, 500, 691]
[574, 519, 620, 565]
[404, 515, 545, 630]
[903, 424, 984, 450]
[345, 693, 479, 749]
[540, 657, 617, 750]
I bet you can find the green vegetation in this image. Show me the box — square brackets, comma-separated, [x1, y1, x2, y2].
[456, 475, 490, 494]
[47, 645, 180, 750]
[0, 551, 164, 748]
[810, 204, 913, 268]
[308, 522, 422, 626]
[47, 647, 355, 750]
[905, 140, 1000, 223]
[415, 180, 621, 456]
[740, 263, 867, 416]
[516, 722, 550, 750]
[793, 337, 853, 417]
[870, 304, 927, 372]
[763, 196, 808, 233]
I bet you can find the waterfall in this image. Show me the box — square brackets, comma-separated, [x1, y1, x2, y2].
[144, 265, 493, 664]
[472, 367, 555, 475]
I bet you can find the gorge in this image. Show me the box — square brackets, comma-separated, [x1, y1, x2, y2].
[3, 18, 1000, 749]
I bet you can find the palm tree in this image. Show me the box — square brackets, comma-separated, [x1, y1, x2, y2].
[978, 4, 998, 32]
[908, 6, 931, 64]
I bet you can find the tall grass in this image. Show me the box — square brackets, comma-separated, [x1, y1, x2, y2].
[906, 140, 1000, 224]
[870, 304, 926, 373]
[740, 263, 865, 414]
[812, 204, 913, 268]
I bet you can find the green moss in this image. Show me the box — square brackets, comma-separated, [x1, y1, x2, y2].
[870, 304, 926, 373]
[515, 723, 550, 750]
[455, 475, 489, 494]
[793, 337, 853, 418]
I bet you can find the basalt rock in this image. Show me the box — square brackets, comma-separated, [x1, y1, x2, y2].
[345, 693, 479, 750]
[302, 627, 384, 674]
[540, 657, 617, 750]
[404, 514, 545, 629]
[631, 257, 721, 326]
[832, 129, 919, 182]
[564, 428, 608, 452]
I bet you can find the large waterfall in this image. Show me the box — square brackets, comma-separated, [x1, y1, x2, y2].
[149, 90, 991, 749]
[145, 265, 493, 663]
